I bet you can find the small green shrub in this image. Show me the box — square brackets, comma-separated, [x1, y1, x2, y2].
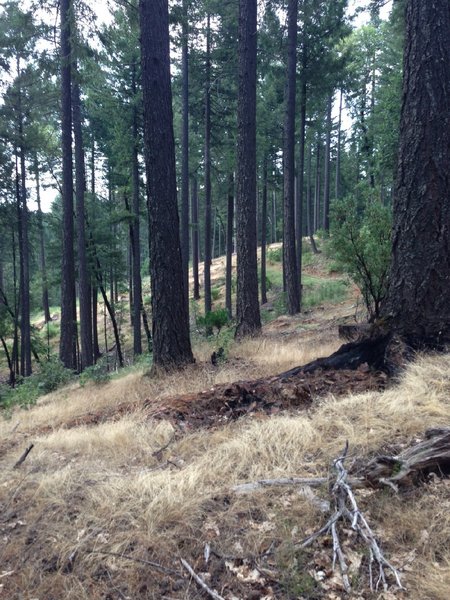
[0, 357, 74, 410]
[330, 190, 391, 320]
[211, 286, 221, 302]
[197, 308, 230, 335]
[45, 322, 60, 340]
[79, 360, 111, 387]
[267, 246, 283, 263]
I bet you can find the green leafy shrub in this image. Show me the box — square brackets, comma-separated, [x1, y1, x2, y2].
[197, 308, 230, 335]
[330, 192, 391, 320]
[211, 286, 221, 302]
[79, 360, 111, 387]
[267, 246, 283, 263]
[0, 357, 74, 410]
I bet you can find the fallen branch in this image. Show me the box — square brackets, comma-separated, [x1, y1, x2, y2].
[13, 444, 34, 469]
[233, 476, 329, 493]
[180, 558, 225, 600]
[299, 442, 404, 593]
[87, 549, 182, 578]
[363, 426, 450, 488]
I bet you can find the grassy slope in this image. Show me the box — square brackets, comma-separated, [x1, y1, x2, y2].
[0, 245, 449, 599]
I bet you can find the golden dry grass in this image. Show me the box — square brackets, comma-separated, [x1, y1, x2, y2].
[1, 348, 449, 598]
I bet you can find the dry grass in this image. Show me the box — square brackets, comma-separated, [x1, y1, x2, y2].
[1, 349, 449, 598]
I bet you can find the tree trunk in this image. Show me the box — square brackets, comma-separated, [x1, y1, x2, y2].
[139, 0, 194, 368]
[72, 74, 93, 369]
[335, 88, 343, 200]
[59, 0, 77, 371]
[283, 0, 300, 316]
[296, 58, 307, 276]
[382, 0, 450, 347]
[18, 120, 31, 377]
[34, 158, 51, 324]
[225, 173, 234, 318]
[322, 93, 333, 233]
[204, 13, 212, 317]
[90, 147, 100, 362]
[92, 285, 100, 361]
[314, 138, 321, 233]
[181, 0, 190, 316]
[131, 63, 143, 356]
[306, 141, 319, 254]
[260, 159, 268, 305]
[235, 0, 261, 337]
[191, 176, 200, 300]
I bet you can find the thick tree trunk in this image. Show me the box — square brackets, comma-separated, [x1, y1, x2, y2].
[139, 0, 194, 368]
[260, 160, 268, 305]
[382, 0, 450, 347]
[225, 173, 234, 318]
[191, 176, 200, 300]
[59, 0, 77, 370]
[322, 93, 332, 233]
[383, 0, 450, 347]
[72, 75, 93, 370]
[181, 0, 190, 316]
[131, 64, 143, 356]
[204, 13, 212, 317]
[283, 0, 300, 316]
[235, 0, 261, 337]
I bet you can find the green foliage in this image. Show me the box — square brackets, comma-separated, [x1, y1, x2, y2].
[0, 357, 73, 410]
[303, 278, 349, 308]
[79, 360, 111, 387]
[330, 190, 392, 319]
[211, 286, 221, 302]
[267, 246, 283, 263]
[197, 308, 230, 336]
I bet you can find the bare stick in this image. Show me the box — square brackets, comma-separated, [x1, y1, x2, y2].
[13, 444, 34, 469]
[233, 476, 329, 493]
[180, 558, 225, 600]
[87, 549, 182, 578]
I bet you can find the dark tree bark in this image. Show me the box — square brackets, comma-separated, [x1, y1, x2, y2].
[314, 138, 321, 233]
[90, 140, 100, 362]
[18, 114, 31, 377]
[296, 52, 307, 281]
[225, 173, 234, 318]
[59, 0, 77, 370]
[335, 88, 343, 200]
[139, 0, 194, 368]
[322, 93, 333, 233]
[382, 0, 450, 347]
[235, 0, 261, 337]
[204, 13, 212, 317]
[180, 0, 190, 313]
[92, 285, 100, 361]
[306, 141, 319, 254]
[34, 158, 51, 324]
[260, 159, 268, 305]
[271, 190, 276, 244]
[131, 63, 143, 356]
[72, 74, 93, 369]
[191, 176, 200, 300]
[283, 0, 300, 315]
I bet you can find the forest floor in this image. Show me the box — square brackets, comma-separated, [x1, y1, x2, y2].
[0, 247, 449, 599]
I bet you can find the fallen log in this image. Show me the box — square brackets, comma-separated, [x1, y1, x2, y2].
[362, 427, 450, 489]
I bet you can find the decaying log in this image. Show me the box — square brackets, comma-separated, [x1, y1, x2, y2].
[278, 334, 392, 380]
[363, 427, 450, 489]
